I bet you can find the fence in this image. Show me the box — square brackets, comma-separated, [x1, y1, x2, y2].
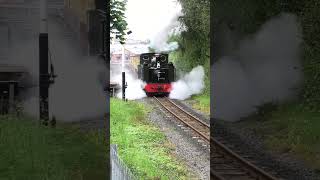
[0, 81, 23, 115]
[0, 95, 8, 114]
[0, 97, 23, 115]
[110, 144, 137, 180]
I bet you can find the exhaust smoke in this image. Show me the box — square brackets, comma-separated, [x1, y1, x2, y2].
[170, 65, 205, 100]
[212, 13, 303, 121]
[19, 18, 108, 122]
[150, 11, 182, 53]
[110, 65, 146, 100]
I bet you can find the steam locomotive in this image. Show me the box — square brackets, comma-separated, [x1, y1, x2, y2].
[137, 53, 175, 96]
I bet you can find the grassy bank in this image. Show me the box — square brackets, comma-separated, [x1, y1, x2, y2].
[110, 98, 190, 179]
[0, 115, 107, 180]
[238, 102, 320, 170]
[185, 94, 210, 116]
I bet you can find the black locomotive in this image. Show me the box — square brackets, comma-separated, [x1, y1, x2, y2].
[137, 53, 175, 96]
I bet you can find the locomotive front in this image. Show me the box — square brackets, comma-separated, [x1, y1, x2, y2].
[137, 53, 175, 96]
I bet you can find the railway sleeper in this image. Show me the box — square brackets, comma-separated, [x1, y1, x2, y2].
[212, 155, 224, 159]
[217, 171, 249, 176]
[212, 160, 235, 165]
[214, 166, 243, 171]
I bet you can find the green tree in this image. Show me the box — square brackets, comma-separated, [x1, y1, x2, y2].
[148, 47, 156, 53]
[168, 0, 210, 95]
[110, 0, 128, 44]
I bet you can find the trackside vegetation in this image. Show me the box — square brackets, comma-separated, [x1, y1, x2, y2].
[110, 98, 191, 179]
[238, 102, 320, 169]
[214, 0, 320, 171]
[188, 94, 210, 116]
[0, 115, 107, 180]
[168, 0, 210, 115]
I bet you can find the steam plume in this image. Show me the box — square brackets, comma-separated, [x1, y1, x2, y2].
[21, 17, 107, 122]
[150, 11, 182, 52]
[110, 66, 146, 100]
[212, 13, 303, 121]
[170, 66, 205, 100]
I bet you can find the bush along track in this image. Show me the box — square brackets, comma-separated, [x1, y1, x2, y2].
[212, 1, 320, 178]
[167, 0, 210, 116]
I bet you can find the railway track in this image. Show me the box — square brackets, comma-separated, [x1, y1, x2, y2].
[153, 96, 278, 180]
[153, 96, 210, 144]
[211, 137, 279, 180]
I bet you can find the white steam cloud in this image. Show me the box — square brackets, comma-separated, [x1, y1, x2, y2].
[115, 74, 146, 100]
[116, 76, 146, 100]
[110, 65, 146, 100]
[212, 13, 303, 121]
[150, 11, 182, 52]
[156, 41, 179, 52]
[170, 66, 205, 100]
[19, 17, 108, 122]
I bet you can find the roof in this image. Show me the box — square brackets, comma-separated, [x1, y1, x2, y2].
[0, 64, 27, 73]
[111, 43, 150, 55]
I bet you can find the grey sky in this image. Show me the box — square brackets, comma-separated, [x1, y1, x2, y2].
[125, 0, 181, 41]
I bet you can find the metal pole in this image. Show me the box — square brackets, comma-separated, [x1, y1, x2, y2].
[121, 42, 126, 101]
[39, 0, 49, 125]
[104, 1, 110, 178]
[121, 45, 125, 72]
[122, 72, 125, 101]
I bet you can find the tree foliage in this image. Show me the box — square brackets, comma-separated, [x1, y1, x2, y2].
[110, 0, 128, 44]
[298, 0, 320, 110]
[169, 0, 210, 95]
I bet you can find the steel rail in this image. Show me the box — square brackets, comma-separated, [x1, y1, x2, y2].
[167, 98, 210, 128]
[154, 97, 277, 179]
[211, 169, 228, 180]
[212, 138, 278, 180]
[154, 96, 210, 143]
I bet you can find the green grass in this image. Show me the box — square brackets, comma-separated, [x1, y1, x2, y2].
[188, 94, 210, 116]
[110, 98, 190, 179]
[239, 102, 320, 170]
[0, 115, 107, 180]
